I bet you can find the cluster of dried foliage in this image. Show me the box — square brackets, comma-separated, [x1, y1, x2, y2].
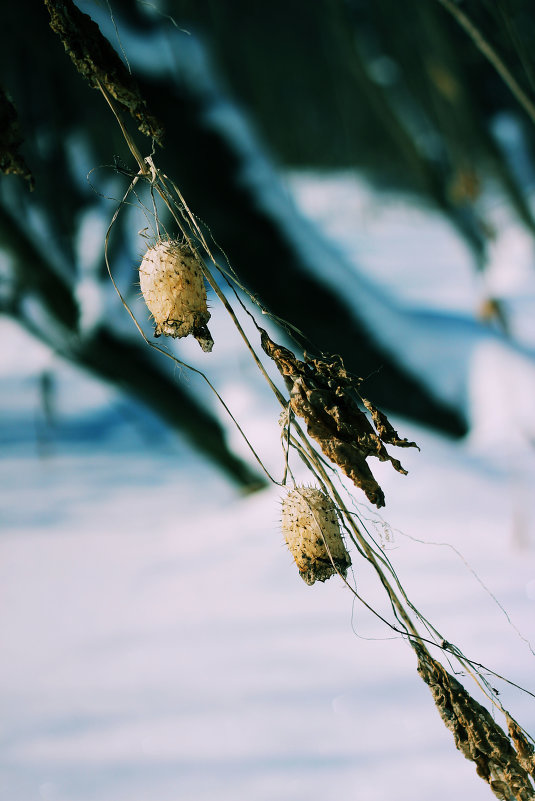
[261, 330, 418, 508]
[1, 2, 533, 798]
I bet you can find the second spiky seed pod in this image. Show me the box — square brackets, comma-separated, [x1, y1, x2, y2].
[139, 239, 214, 352]
[281, 487, 351, 585]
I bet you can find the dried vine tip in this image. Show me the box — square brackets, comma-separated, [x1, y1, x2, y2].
[282, 487, 351, 586]
[414, 643, 535, 801]
[139, 240, 214, 352]
[44, 0, 164, 143]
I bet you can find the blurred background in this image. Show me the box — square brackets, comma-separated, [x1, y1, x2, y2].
[1, 1, 535, 800]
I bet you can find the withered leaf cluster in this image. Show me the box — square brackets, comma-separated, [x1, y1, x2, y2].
[415, 643, 535, 801]
[0, 87, 34, 189]
[261, 330, 418, 508]
[45, 0, 164, 144]
[507, 714, 535, 782]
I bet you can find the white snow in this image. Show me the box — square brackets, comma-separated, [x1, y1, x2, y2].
[2, 167, 535, 801]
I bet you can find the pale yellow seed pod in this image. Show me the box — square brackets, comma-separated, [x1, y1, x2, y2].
[281, 487, 351, 585]
[139, 240, 214, 352]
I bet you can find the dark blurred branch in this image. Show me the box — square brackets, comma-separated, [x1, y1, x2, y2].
[0, 86, 34, 188]
[0, 205, 77, 328]
[329, 4, 487, 259]
[74, 327, 264, 490]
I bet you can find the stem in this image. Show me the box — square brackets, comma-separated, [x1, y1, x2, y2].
[98, 82, 149, 175]
[436, 0, 535, 128]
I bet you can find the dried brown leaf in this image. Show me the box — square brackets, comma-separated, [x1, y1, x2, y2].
[261, 330, 418, 507]
[44, 0, 164, 144]
[414, 643, 535, 801]
[0, 86, 34, 188]
[362, 398, 419, 449]
[507, 714, 535, 780]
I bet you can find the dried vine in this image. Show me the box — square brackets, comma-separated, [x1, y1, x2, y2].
[43, 2, 535, 797]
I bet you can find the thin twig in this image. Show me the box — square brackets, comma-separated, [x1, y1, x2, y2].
[436, 0, 535, 128]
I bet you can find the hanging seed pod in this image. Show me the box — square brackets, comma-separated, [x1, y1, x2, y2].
[139, 240, 214, 352]
[282, 487, 351, 585]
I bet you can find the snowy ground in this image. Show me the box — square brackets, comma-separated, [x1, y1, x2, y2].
[1, 173, 535, 801]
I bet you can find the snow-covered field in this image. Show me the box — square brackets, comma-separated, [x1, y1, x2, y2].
[1, 173, 535, 801]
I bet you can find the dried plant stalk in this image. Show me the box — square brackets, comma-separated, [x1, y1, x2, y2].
[414, 643, 535, 801]
[44, 0, 163, 143]
[282, 486, 351, 585]
[261, 330, 417, 507]
[139, 240, 213, 351]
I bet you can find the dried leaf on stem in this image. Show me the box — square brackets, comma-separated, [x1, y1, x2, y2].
[261, 329, 418, 507]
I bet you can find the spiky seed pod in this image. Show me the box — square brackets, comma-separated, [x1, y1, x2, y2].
[139, 240, 214, 352]
[281, 487, 351, 585]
